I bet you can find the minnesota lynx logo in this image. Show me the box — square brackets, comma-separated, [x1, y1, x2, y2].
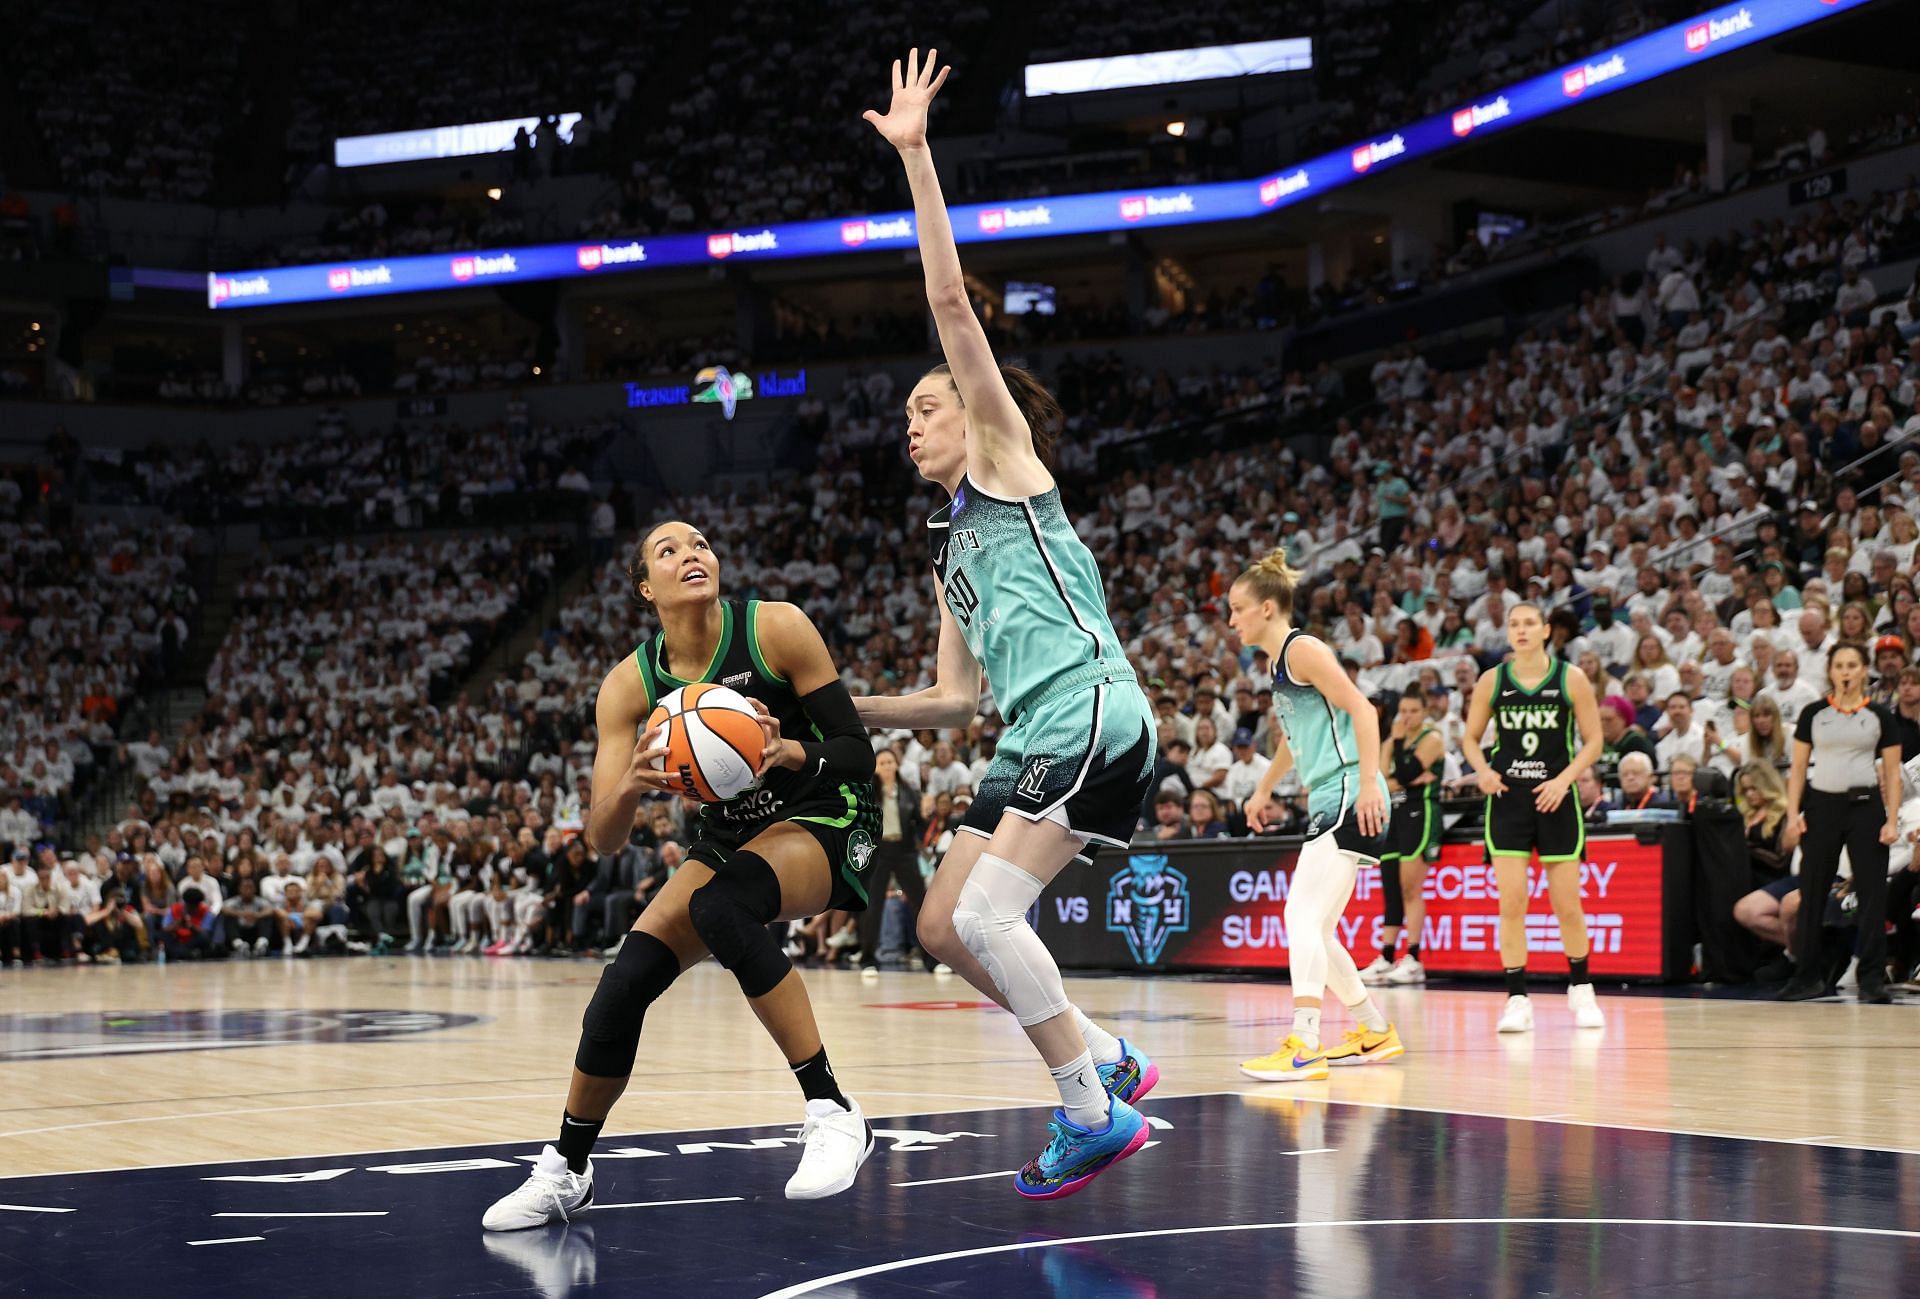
[1106, 855, 1190, 965]
[847, 829, 876, 873]
[1015, 757, 1054, 801]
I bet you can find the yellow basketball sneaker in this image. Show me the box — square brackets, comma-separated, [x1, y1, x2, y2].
[1324, 1024, 1405, 1067]
[1240, 1033, 1330, 1082]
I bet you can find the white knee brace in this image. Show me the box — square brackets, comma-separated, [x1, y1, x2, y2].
[952, 853, 1072, 1028]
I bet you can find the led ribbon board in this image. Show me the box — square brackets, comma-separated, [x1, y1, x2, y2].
[206, 1, 1873, 309]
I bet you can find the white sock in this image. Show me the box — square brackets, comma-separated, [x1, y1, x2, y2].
[1073, 1007, 1123, 1066]
[1347, 996, 1387, 1034]
[1292, 1006, 1322, 1050]
[1049, 1050, 1109, 1129]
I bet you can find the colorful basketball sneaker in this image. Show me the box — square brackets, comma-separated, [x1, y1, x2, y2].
[1097, 1038, 1159, 1105]
[1323, 1024, 1405, 1067]
[1013, 1096, 1150, 1200]
[1239, 1033, 1330, 1082]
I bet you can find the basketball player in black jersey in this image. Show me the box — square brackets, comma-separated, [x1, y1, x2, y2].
[484, 521, 882, 1230]
[1362, 691, 1446, 987]
[1462, 603, 1608, 1034]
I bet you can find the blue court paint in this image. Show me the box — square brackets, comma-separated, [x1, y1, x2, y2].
[1, 1095, 1915, 1297]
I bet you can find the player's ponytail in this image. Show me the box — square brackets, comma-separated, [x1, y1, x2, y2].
[924, 362, 1062, 469]
[1237, 546, 1303, 617]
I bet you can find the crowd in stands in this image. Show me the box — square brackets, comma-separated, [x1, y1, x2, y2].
[0, 515, 198, 858]
[14, 160, 1920, 992]
[95, 403, 618, 531]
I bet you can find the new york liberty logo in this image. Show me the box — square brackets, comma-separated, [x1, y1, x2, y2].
[1106, 855, 1190, 964]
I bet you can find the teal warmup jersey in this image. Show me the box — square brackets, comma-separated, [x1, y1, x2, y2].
[929, 475, 1133, 721]
[1271, 629, 1389, 842]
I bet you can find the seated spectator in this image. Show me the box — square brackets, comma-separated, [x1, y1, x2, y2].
[1186, 789, 1229, 840]
[1616, 753, 1673, 812]
[224, 876, 280, 956]
[0, 866, 18, 965]
[163, 885, 217, 961]
[1146, 791, 1189, 842]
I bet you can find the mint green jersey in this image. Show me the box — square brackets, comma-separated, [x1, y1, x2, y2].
[1270, 629, 1368, 818]
[928, 475, 1133, 723]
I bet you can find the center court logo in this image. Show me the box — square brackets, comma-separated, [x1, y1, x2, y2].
[706, 229, 779, 259]
[1451, 95, 1511, 137]
[1562, 53, 1626, 96]
[1119, 193, 1195, 221]
[1350, 134, 1407, 173]
[976, 204, 1052, 235]
[1106, 855, 1190, 964]
[1259, 170, 1310, 206]
[1685, 7, 1753, 51]
[840, 216, 913, 246]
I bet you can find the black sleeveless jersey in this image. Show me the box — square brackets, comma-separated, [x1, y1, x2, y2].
[1488, 658, 1575, 786]
[1390, 724, 1444, 798]
[632, 599, 857, 830]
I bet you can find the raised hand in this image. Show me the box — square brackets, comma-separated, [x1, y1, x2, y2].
[862, 47, 951, 152]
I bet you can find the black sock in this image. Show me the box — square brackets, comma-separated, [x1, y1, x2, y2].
[1381, 942, 1397, 964]
[1568, 955, 1591, 987]
[791, 1047, 849, 1109]
[556, 1109, 605, 1174]
[1504, 966, 1528, 998]
[1407, 943, 1421, 961]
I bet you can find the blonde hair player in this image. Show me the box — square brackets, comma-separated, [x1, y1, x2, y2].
[855, 49, 1161, 1200]
[1461, 601, 1608, 1033]
[1231, 548, 1405, 1081]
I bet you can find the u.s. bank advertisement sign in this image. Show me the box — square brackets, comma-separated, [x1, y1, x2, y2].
[1038, 836, 1674, 979]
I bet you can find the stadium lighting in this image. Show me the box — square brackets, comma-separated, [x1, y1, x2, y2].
[486, 187, 503, 201]
[1165, 121, 1187, 137]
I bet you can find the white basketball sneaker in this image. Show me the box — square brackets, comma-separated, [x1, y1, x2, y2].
[785, 1098, 874, 1200]
[1386, 955, 1427, 985]
[1496, 994, 1535, 1034]
[1358, 955, 1395, 986]
[1568, 983, 1606, 1029]
[482, 1145, 594, 1231]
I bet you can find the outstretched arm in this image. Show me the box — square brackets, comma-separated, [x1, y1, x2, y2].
[853, 584, 982, 731]
[866, 49, 1049, 492]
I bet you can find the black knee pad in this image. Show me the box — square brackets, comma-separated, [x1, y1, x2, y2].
[1381, 857, 1406, 928]
[574, 930, 680, 1077]
[686, 851, 791, 999]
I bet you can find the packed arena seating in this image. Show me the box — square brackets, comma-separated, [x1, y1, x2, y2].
[15, 133, 1920, 989]
[90, 405, 619, 531]
[0, 516, 199, 851]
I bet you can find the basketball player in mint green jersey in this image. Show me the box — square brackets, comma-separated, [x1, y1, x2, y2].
[1228, 549, 1404, 1081]
[858, 48, 1157, 1200]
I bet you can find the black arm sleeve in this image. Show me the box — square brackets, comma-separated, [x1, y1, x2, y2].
[795, 680, 877, 783]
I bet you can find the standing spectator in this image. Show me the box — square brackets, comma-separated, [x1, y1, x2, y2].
[856, 749, 932, 975]
[1782, 643, 1902, 1002]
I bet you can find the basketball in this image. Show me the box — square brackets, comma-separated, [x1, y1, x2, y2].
[645, 682, 765, 801]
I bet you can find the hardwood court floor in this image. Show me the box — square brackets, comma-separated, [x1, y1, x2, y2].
[2, 955, 1915, 1178]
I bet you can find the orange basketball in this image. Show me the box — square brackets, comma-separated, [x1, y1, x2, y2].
[645, 682, 766, 802]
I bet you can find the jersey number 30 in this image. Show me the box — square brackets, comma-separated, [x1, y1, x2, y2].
[946, 569, 981, 628]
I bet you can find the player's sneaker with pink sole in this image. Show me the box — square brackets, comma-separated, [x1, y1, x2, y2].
[1013, 1095, 1150, 1200]
[1096, 1038, 1159, 1104]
